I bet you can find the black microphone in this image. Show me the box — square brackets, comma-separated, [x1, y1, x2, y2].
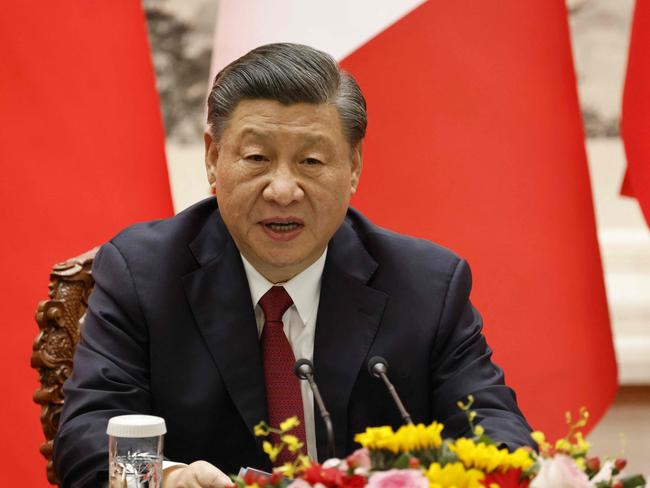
[367, 356, 413, 425]
[293, 358, 336, 459]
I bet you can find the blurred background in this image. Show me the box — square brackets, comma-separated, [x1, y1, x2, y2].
[143, 0, 649, 473]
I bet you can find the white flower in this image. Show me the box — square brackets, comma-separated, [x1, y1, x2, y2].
[322, 457, 342, 469]
[589, 460, 614, 484]
[530, 454, 592, 488]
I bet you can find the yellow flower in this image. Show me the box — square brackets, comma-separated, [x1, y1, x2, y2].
[424, 422, 445, 448]
[531, 431, 550, 451]
[263, 440, 281, 463]
[457, 395, 475, 411]
[280, 416, 301, 433]
[297, 454, 312, 468]
[571, 432, 591, 456]
[449, 438, 534, 472]
[426, 462, 484, 488]
[396, 423, 444, 452]
[276, 461, 297, 478]
[555, 438, 571, 453]
[554, 432, 590, 456]
[508, 448, 535, 470]
[254, 422, 269, 437]
[281, 434, 303, 453]
[354, 426, 395, 450]
[354, 422, 443, 453]
[450, 439, 503, 472]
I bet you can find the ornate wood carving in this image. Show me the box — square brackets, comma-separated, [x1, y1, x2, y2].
[32, 248, 98, 485]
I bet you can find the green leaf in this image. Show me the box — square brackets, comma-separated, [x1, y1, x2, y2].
[393, 453, 412, 469]
[474, 433, 495, 446]
[437, 443, 459, 466]
[620, 474, 647, 488]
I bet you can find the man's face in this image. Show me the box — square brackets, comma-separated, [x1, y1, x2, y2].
[204, 99, 362, 283]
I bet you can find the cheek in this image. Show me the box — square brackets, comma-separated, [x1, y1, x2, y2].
[307, 175, 352, 226]
[321, 172, 353, 203]
[214, 165, 238, 193]
[216, 177, 264, 222]
[215, 165, 250, 200]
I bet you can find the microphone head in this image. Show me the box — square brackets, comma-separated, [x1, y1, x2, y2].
[367, 356, 389, 378]
[293, 358, 314, 380]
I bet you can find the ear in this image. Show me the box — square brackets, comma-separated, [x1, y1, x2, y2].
[204, 129, 218, 191]
[350, 143, 363, 195]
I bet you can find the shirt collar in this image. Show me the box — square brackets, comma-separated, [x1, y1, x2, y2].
[241, 249, 327, 327]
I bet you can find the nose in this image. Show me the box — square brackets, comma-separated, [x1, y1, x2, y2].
[262, 163, 304, 206]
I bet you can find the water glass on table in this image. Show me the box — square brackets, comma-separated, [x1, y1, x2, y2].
[107, 414, 166, 488]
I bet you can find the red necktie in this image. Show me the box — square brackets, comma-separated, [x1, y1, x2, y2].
[259, 286, 307, 465]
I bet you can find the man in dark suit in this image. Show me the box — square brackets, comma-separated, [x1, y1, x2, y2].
[54, 43, 532, 488]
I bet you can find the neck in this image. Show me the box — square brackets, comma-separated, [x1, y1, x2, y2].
[241, 250, 326, 284]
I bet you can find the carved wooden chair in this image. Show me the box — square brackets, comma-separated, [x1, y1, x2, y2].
[31, 247, 99, 485]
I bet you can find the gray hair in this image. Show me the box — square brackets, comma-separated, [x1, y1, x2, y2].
[207, 43, 367, 147]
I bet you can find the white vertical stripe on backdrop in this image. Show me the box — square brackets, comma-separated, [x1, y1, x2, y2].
[210, 0, 426, 77]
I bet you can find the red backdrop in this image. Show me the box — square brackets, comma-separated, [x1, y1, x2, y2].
[621, 0, 650, 227]
[0, 3, 173, 486]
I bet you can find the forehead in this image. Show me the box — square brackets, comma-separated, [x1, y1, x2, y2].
[223, 99, 347, 146]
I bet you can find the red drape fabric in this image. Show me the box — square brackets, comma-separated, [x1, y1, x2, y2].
[621, 0, 650, 227]
[0, 3, 173, 485]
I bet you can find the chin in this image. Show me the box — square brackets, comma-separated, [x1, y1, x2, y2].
[261, 250, 314, 272]
[264, 255, 306, 270]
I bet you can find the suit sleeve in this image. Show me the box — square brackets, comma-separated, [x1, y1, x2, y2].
[429, 258, 533, 449]
[53, 241, 153, 488]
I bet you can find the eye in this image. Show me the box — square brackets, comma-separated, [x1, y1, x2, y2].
[245, 154, 267, 162]
[302, 157, 323, 166]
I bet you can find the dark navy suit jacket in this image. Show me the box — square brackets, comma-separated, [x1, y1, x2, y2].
[53, 198, 532, 487]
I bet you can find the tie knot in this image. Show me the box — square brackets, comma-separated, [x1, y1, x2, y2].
[259, 286, 293, 323]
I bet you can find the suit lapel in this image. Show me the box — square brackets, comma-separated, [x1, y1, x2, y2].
[313, 220, 388, 459]
[182, 213, 268, 446]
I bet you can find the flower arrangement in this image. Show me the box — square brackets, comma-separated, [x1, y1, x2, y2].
[233, 398, 646, 488]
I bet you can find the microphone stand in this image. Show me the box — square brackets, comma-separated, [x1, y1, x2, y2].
[294, 359, 336, 460]
[368, 356, 413, 425]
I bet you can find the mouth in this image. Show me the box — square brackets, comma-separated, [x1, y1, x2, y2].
[260, 217, 305, 241]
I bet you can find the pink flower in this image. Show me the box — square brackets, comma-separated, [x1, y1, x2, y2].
[366, 469, 428, 488]
[530, 455, 591, 488]
[346, 449, 371, 472]
[289, 480, 331, 488]
[287, 480, 315, 488]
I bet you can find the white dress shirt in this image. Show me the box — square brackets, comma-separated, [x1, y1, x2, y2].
[241, 250, 327, 460]
[161, 250, 326, 477]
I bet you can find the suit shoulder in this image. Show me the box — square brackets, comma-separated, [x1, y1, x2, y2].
[108, 197, 217, 257]
[110, 198, 217, 249]
[342, 208, 471, 298]
[346, 207, 463, 270]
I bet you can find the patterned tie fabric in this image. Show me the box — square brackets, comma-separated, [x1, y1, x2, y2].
[259, 286, 307, 466]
